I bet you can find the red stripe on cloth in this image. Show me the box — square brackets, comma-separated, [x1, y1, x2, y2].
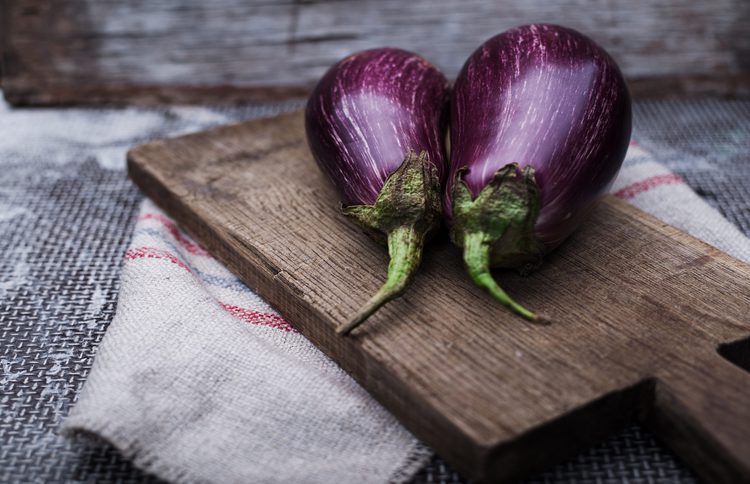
[613, 174, 684, 199]
[221, 304, 297, 333]
[124, 246, 296, 333]
[140, 213, 210, 256]
[124, 246, 191, 272]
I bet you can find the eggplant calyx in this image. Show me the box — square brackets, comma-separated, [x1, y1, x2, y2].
[343, 150, 442, 241]
[450, 163, 546, 322]
[338, 150, 442, 335]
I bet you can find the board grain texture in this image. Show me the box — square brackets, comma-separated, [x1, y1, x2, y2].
[127, 110, 750, 483]
[2, 0, 750, 105]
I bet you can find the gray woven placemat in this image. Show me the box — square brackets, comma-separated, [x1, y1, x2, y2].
[1, 96, 748, 483]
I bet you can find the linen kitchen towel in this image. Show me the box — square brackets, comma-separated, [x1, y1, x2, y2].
[63, 143, 750, 484]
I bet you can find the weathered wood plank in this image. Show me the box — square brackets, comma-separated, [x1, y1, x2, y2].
[127, 110, 750, 483]
[3, 0, 749, 105]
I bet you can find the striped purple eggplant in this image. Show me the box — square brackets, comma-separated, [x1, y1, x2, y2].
[447, 24, 631, 321]
[305, 48, 449, 335]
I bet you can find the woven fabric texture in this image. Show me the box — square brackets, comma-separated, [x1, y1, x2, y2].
[62, 197, 431, 484]
[1, 95, 748, 483]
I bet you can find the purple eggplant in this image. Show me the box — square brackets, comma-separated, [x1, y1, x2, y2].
[306, 48, 449, 334]
[446, 24, 631, 321]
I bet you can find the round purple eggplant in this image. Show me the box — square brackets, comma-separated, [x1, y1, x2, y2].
[446, 24, 631, 321]
[306, 48, 449, 335]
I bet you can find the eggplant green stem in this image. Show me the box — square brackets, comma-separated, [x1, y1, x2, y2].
[338, 150, 442, 335]
[337, 225, 423, 335]
[450, 163, 547, 323]
[462, 231, 538, 321]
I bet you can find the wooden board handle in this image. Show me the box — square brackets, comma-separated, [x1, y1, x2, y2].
[651, 349, 750, 483]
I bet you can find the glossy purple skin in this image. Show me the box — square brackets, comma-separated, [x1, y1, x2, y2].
[447, 24, 632, 248]
[306, 48, 449, 206]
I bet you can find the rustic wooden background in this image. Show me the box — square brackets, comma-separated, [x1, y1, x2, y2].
[1, 0, 749, 105]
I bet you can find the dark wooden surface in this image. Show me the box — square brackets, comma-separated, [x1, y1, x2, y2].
[127, 110, 750, 483]
[2, 0, 749, 105]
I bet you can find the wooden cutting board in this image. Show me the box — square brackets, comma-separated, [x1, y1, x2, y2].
[127, 110, 750, 483]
